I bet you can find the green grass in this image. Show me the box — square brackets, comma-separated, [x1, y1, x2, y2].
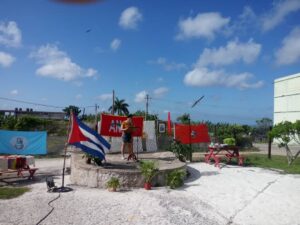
[0, 187, 30, 200]
[244, 154, 300, 174]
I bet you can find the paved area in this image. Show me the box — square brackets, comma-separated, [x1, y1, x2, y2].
[253, 143, 300, 156]
[0, 158, 300, 225]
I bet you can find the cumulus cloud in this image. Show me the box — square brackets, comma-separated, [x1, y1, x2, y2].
[261, 0, 300, 31]
[119, 7, 142, 29]
[184, 67, 263, 90]
[148, 57, 186, 71]
[275, 27, 300, 65]
[0, 21, 22, 47]
[176, 12, 230, 40]
[97, 93, 112, 101]
[0, 51, 15, 67]
[135, 90, 147, 103]
[75, 94, 82, 100]
[10, 89, 18, 95]
[110, 38, 121, 51]
[153, 87, 169, 98]
[30, 44, 98, 81]
[197, 39, 261, 67]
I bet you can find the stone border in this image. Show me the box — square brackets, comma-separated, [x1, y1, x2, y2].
[70, 151, 186, 188]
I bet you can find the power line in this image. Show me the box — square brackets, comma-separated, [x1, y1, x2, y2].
[0, 97, 96, 110]
[0, 97, 64, 109]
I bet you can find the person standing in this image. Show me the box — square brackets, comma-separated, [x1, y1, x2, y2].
[120, 114, 134, 160]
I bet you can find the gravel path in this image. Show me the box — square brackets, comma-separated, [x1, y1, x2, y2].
[1, 160, 300, 225]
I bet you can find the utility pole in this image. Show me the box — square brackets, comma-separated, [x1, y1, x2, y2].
[145, 94, 150, 120]
[95, 103, 98, 127]
[112, 90, 115, 115]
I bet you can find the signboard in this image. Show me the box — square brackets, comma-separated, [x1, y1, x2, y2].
[175, 124, 210, 144]
[100, 114, 144, 137]
[0, 130, 47, 155]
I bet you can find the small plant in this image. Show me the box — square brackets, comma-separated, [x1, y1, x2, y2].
[168, 139, 192, 162]
[166, 169, 186, 189]
[106, 177, 120, 191]
[139, 160, 158, 190]
[223, 138, 236, 146]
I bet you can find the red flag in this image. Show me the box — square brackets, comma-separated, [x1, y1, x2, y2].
[175, 124, 210, 144]
[167, 112, 172, 135]
[100, 114, 144, 137]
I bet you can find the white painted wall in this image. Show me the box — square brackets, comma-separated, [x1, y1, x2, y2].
[274, 73, 300, 124]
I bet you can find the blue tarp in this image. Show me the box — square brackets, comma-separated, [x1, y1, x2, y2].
[0, 130, 47, 155]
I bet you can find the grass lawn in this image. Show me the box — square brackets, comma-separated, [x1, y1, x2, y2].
[244, 154, 300, 174]
[0, 187, 30, 200]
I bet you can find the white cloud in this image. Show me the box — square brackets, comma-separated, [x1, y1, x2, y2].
[119, 7, 142, 29]
[275, 27, 300, 65]
[176, 12, 230, 40]
[157, 77, 164, 82]
[97, 93, 112, 101]
[75, 94, 82, 100]
[153, 87, 169, 98]
[10, 89, 18, 95]
[110, 38, 121, 51]
[148, 57, 186, 71]
[30, 44, 98, 81]
[86, 68, 97, 77]
[135, 90, 147, 103]
[0, 21, 22, 47]
[0, 51, 15, 67]
[230, 6, 258, 34]
[184, 67, 263, 90]
[261, 0, 300, 31]
[197, 39, 261, 67]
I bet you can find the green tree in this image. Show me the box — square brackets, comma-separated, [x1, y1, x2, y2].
[63, 105, 81, 117]
[176, 113, 190, 124]
[133, 110, 158, 120]
[0, 115, 17, 130]
[108, 97, 129, 115]
[269, 120, 300, 165]
[253, 117, 273, 142]
[14, 116, 44, 131]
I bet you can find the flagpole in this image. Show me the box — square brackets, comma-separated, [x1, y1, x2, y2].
[60, 111, 73, 192]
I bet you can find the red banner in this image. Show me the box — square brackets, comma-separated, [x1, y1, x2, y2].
[100, 114, 144, 137]
[175, 124, 210, 144]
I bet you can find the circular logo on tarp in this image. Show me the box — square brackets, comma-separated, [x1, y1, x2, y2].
[10, 137, 28, 150]
[191, 130, 197, 138]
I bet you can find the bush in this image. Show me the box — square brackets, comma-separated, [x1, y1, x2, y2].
[236, 135, 253, 148]
[168, 140, 192, 162]
[106, 177, 120, 189]
[166, 169, 186, 189]
[223, 137, 236, 146]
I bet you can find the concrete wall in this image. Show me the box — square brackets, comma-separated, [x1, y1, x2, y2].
[274, 73, 300, 145]
[274, 73, 300, 124]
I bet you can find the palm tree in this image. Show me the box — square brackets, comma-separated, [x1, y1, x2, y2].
[176, 113, 190, 124]
[108, 97, 129, 115]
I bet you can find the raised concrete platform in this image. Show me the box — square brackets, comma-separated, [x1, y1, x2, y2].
[70, 151, 186, 188]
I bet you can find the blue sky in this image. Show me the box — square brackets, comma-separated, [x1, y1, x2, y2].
[0, 0, 300, 124]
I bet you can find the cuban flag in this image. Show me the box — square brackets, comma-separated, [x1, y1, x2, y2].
[68, 113, 110, 160]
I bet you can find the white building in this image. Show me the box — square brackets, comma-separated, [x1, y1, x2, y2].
[274, 73, 300, 124]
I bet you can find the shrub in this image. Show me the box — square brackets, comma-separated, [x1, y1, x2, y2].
[223, 137, 236, 146]
[236, 135, 253, 148]
[106, 177, 120, 189]
[168, 140, 192, 162]
[166, 169, 186, 189]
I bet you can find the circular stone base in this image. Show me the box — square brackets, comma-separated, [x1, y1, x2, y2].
[70, 151, 186, 188]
